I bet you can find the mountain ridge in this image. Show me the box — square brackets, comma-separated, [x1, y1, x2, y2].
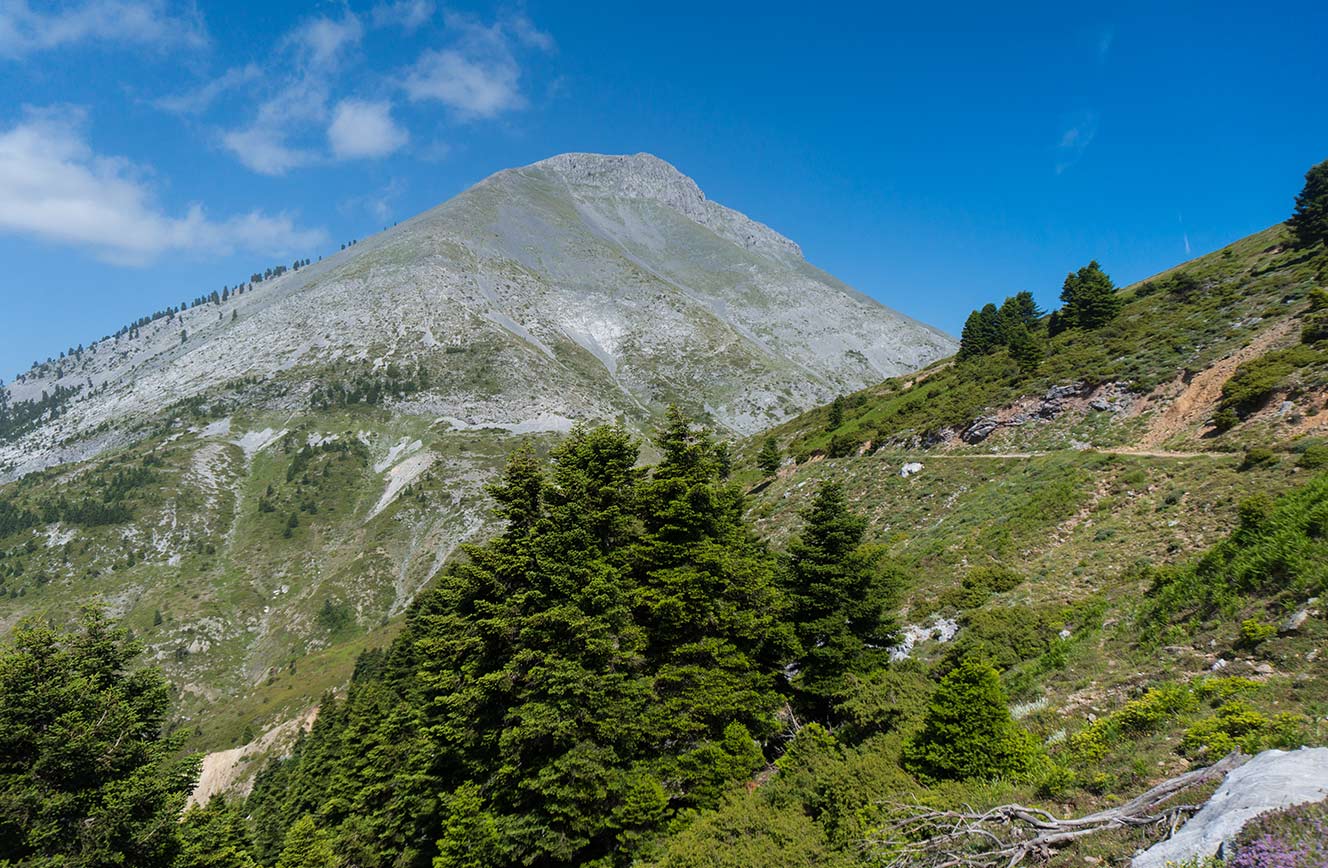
[1, 151, 954, 481]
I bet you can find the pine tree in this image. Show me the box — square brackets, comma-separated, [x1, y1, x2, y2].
[0, 609, 201, 866]
[998, 291, 1043, 332]
[958, 303, 1006, 359]
[1005, 323, 1044, 372]
[828, 395, 845, 430]
[1059, 261, 1120, 329]
[1288, 159, 1328, 249]
[782, 481, 899, 718]
[757, 436, 782, 476]
[274, 815, 336, 868]
[433, 782, 501, 868]
[902, 657, 1040, 782]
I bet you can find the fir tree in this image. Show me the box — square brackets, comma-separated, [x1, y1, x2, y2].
[1288, 158, 1328, 249]
[0, 609, 200, 866]
[827, 395, 845, 430]
[757, 436, 782, 476]
[902, 657, 1040, 782]
[1005, 323, 1044, 372]
[274, 815, 336, 868]
[782, 481, 899, 718]
[1059, 261, 1120, 329]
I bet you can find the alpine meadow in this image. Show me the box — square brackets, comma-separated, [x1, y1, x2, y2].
[2, 4, 1327, 868]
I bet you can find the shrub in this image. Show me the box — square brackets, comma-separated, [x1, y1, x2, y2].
[902, 658, 1040, 782]
[1179, 699, 1305, 759]
[1298, 443, 1328, 469]
[1240, 447, 1278, 471]
[1238, 617, 1278, 647]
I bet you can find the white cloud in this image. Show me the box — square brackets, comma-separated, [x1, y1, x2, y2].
[285, 11, 362, 71]
[221, 124, 318, 175]
[404, 48, 521, 118]
[371, 0, 434, 31]
[0, 0, 207, 58]
[328, 99, 408, 159]
[0, 108, 324, 264]
[219, 11, 369, 174]
[155, 63, 262, 115]
[1054, 110, 1099, 174]
[402, 11, 553, 119]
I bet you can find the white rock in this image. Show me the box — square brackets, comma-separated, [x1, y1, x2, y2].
[899, 462, 924, 478]
[1132, 748, 1328, 868]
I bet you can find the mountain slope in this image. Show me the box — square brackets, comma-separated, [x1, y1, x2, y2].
[1, 152, 952, 481]
[0, 152, 953, 753]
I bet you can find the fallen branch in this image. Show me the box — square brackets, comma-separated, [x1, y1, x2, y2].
[867, 751, 1246, 868]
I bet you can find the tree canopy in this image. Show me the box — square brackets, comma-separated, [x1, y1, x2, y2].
[1288, 158, 1328, 249]
[0, 609, 200, 867]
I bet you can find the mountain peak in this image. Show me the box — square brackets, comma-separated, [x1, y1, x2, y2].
[521, 152, 805, 262]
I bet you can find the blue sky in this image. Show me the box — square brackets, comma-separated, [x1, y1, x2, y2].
[1, 0, 1325, 379]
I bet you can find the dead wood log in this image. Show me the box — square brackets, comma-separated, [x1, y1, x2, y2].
[867, 751, 1246, 868]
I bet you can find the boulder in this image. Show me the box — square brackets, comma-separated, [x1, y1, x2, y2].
[962, 418, 999, 443]
[899, 462, 924, 478]
[1131, 748, 1328, 868]
[1046, 383, 1085, 401]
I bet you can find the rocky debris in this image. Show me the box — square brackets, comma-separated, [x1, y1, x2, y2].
[962, 417, 1000, 443]
[1132, 748, 1328, 868]
[1280, 598, 1317, 634]
[889, 617, 959, 660]
[1278, 400, 1295, 416]
[899, 461, 924, 478]
[1046, 383, 1086, 401]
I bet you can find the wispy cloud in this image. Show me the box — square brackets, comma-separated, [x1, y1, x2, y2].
[328, 99, 408, 159]
[403, 11, 554, 119]
[371, 0, 434, 31]
[154, 63, 262, 115]
[220, 11, 364, 175]
[0, 107, 324, 264]
[1054, 110, 1099, 174]
[1097, 27, 1114, 62]
[0, 0, 207, 59]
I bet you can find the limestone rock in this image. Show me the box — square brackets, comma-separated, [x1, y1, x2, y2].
[1131, 748, 1328, 868]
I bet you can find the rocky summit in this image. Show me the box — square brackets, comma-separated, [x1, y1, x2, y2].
[1, 152, 954, 481]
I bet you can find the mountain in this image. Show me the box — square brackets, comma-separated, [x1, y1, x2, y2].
[0, 152, 953, 481]
[0, 152, 953, 754]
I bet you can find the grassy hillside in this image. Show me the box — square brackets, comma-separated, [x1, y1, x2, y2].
[749, 223, 1327, 463]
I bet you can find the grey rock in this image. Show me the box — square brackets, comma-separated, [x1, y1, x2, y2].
[1045, 383, 1085, 401]
[962, 417, 1000, 443]
[899, 462, 924, 478]
[1090, 398, 1111, 411]
[1280, 598, 1317, 634]
[1132, 748, 1328, 868]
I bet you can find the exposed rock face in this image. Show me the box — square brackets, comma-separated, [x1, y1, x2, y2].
[1, 152, 955, 480]
[1132, 748, 1328, 868]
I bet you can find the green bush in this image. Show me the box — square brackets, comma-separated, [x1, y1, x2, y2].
[1297, 443, 1328, 469]
[902, 658, 1040, 782]
[1179, 699, 1305, 759]
[1238, 617, 1277, 647]
[937, 565, 1024, 611]
[944, 606, 1060, 673]
[1240, 447, 1278, 471]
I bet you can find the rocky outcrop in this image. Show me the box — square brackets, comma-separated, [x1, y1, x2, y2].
[1132, 748, 1328, 868]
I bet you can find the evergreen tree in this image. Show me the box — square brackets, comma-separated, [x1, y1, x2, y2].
[1005, 323, 1044, 372]
[1288, 158, 1328, 248]
[0, 609, 200, 866]
[433, 783, 500, 868]
[827, 395, 845, 430]
[782, 481, 899, 718]
[177, 796, 260, 868]
[1059, 261, 1120, 329]
[274, 815, 336, 868]
[998, 291, 1043, 332]
[757, 436, 782, 477]
[958, 303, 1005, 359]
[902, 657, 1039, 782]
